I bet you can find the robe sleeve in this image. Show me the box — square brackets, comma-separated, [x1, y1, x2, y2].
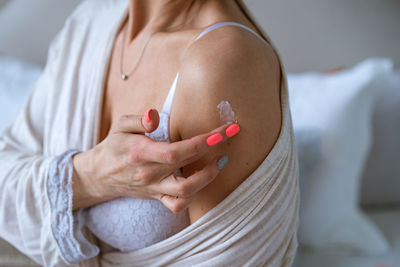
[0, 12, 99, 267]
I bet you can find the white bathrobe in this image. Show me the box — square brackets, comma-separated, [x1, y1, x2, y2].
[0, 0, 300, 266]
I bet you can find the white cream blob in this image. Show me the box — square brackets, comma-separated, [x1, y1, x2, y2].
[217, 100, 238, 125]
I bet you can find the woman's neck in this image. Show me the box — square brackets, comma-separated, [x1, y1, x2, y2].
[127, 0, 204, 42]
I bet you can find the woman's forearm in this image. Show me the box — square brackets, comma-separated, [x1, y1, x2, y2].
[72, 149, 114, 211]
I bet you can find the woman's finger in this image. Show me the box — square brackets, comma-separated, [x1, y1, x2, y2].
[159, 194, 194, 214]
[155, 155, 228, 198]
[114, 109, 160, 134]
[144, 123, 239, 166]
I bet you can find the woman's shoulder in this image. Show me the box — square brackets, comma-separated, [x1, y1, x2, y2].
[173, 23, 282, 135]
[178, 23, 281, 97]
[171, 23, 283, 222]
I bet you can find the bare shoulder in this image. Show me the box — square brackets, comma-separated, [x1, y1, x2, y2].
[170, 26, 283, 223]
[178, 25, 281, 96]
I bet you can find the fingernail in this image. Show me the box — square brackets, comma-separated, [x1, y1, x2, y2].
[206, 133, 223, 146]
[217, 155, 229, 170]
[225, 123, 240, 137]
[145, 108, 152, 123]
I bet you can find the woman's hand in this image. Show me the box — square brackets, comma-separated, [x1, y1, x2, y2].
[72, 109, 239, 213]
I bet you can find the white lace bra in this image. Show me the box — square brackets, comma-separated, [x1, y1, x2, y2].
[84, 21, 267, 253]
[85, 73, 188, 253]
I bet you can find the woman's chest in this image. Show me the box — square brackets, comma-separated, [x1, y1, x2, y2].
[98, 34, 184, 144]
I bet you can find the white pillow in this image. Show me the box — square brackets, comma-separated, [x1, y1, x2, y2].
[0, 55, 42, 134]
[288, 58, 393, 255]
[361, 69, 400, 205]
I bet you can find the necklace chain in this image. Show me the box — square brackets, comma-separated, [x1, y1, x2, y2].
[119, 0, 204, 81]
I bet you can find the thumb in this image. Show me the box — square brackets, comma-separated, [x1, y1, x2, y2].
[116, 108, 160, 134]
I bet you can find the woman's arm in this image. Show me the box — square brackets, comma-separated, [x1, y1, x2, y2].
[0, 38, 79, 267]
[172, 28, 282, 223]
[0, 3, 118, 264]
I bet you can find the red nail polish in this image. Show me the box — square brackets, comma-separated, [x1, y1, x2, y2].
[145, 108, 152, 123]
[206, 133, 223, 146]
[226, 124, 240, 137]
[194, 170, 199, 174]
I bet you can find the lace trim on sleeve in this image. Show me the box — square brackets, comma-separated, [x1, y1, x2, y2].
[47, 149, 99, 264]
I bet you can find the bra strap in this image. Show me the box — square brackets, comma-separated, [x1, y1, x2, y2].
[161, 72, 180, 114]
[194, 21, 269, 45]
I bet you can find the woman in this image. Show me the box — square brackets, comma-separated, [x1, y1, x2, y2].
[0, 0, 299, 266]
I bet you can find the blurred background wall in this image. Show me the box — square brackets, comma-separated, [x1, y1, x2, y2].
[0, 0, 399, 72]
[0, 0, 81, 65]
[246, 0, 400, 72]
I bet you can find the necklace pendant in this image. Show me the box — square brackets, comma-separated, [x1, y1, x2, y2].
[121, 74, 128, 80]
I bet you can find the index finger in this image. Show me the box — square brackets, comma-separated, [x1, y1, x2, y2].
[145, 123, 240, 165]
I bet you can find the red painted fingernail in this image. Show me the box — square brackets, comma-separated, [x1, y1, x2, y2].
[193, 170, 199, 174]
[207, 133, 223, 146]
[145, 108, 152, 123]
[226, 124, 240, 137]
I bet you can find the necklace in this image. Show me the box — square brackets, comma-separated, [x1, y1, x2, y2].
[119, 0, 205, 81]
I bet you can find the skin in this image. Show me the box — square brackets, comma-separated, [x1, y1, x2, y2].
[73, 0, 282, 224]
